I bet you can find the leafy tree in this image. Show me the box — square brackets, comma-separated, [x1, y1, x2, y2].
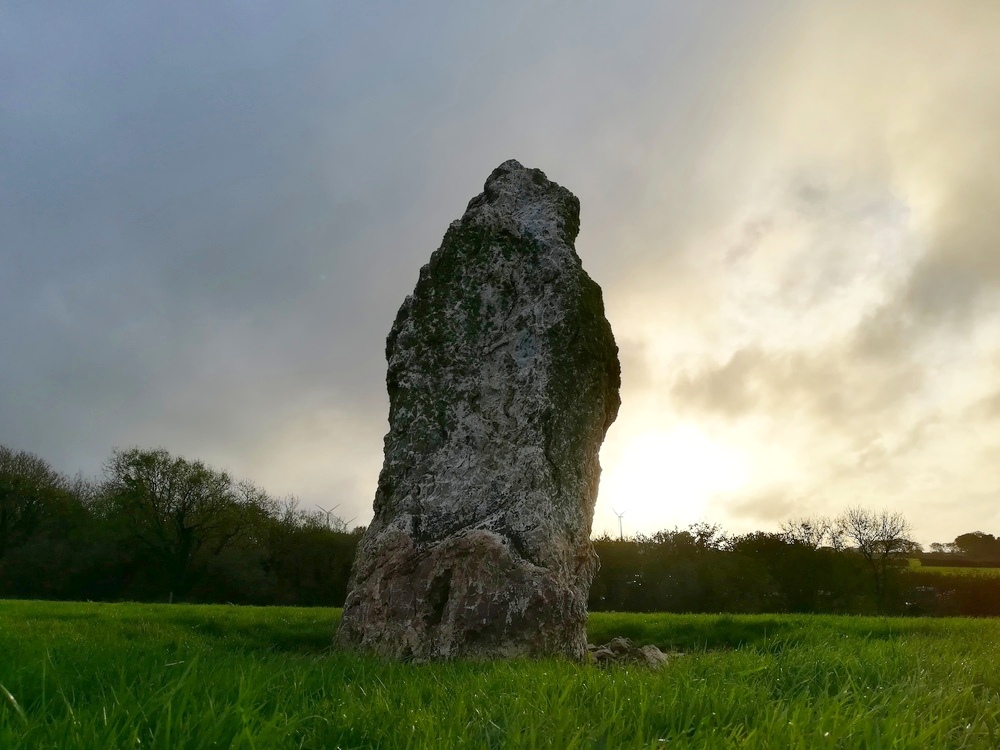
[261, 500, 362, 606]
[590, 535, 643, 610]
[0, 445, 82, 558]
[728, 531, 869, 613]
[98, 447, 267, 599]
[0, 446, 100, 597]
[953, 532, 1000, 561]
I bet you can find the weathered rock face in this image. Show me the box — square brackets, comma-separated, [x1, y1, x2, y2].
[338, 160, 620, 661]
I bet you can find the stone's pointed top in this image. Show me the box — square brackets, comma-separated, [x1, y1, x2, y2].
[462, 160, 581, 247]
[491, 158, 527, 174]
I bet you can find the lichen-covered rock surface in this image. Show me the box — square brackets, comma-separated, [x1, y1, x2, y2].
[338, 160, 620, 661]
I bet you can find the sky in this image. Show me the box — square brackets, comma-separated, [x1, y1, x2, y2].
[4, 1, 1000, 546]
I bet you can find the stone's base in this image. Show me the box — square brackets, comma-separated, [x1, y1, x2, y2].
[339, 529, 595, 661]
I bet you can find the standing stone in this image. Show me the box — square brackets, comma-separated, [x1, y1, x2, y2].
[338, 160, 620, 661]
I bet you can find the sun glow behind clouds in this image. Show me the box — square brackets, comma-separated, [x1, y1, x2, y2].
[597, 424, 749, 535]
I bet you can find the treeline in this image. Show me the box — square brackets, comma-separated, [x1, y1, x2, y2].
[591, 509, 921, 615]
[591, 526, 873, 614]
[589, 515, 1000, 617]
[0, 445, 360, 605]
[4, 443, 1000, 616]
[925, 531, 1000, 564]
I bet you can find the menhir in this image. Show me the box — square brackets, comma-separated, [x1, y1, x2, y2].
[338, 160, 620, 660]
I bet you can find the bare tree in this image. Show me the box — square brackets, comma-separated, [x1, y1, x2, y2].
[689, 521, 728, 550]
[780, 516, 836, 549]
[835, 506, 913, 610]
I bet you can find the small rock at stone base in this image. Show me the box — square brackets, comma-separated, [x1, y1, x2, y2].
[637, 644, 670, 669]
[589, 638, 674, 670]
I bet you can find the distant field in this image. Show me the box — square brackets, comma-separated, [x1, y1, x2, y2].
[907, 558, 1000, 577]
[2, 601, 1000, 748]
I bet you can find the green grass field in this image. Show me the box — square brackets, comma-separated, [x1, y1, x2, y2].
[907, 558, 1000, 577]
[2, 601, 999, 748]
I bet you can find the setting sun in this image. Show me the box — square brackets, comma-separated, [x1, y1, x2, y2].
[599, 424, 749, 533]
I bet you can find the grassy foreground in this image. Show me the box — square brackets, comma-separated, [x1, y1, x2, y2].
[2, 602, 999, 749]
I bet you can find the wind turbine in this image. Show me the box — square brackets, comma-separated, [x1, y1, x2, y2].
[317, 504, 340, 529]
[319, 504, 357, 532]
[612, 508, 626, 540]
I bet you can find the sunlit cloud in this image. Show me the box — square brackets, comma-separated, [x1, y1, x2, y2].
[591, 0, 1000, 543]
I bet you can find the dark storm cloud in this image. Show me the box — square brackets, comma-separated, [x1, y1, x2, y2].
[2, 0, 751, 522]
[1, 3, 448, 492]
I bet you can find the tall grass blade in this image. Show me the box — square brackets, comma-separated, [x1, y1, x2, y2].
[0, 684, 27, 725]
